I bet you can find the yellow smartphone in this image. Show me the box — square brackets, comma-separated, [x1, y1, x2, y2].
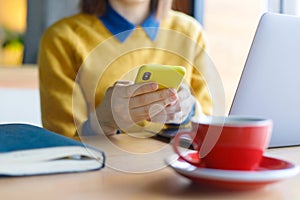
[134, 64, 186, 90]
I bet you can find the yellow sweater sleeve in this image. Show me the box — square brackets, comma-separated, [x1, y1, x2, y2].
[38, 23, 86, 137]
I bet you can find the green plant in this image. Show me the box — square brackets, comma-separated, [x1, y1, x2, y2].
[1, 26, 24, 48]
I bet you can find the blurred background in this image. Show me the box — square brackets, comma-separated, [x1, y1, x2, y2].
[0, 0, 26, 65]
[0, 0, 299, 112]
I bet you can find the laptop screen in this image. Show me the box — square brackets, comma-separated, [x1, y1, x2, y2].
[229, 13, 300, 147]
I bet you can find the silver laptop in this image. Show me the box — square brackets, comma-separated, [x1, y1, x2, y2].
[230, 12, 300, 147]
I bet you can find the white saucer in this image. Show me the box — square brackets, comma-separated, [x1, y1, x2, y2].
[165, 152, 300, 190]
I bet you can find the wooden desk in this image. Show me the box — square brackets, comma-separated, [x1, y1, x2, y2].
[0, 66, 299, 199]
[1, 134, 300, 200]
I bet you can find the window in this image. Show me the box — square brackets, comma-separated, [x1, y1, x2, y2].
[268, 0, 300, 15]
[203, 0, 265, 112]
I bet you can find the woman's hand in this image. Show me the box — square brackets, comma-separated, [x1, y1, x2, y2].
[151, 83, 196, 124]
[95, 81, 178, 135]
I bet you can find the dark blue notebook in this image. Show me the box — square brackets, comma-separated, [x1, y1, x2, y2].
[0, 123, 105, 176]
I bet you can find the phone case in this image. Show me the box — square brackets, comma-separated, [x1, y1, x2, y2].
[134, 64, 186, 90]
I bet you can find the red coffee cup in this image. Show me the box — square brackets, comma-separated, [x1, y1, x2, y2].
[173, 116, 272, 170]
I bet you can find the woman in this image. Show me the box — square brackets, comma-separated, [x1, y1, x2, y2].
[38, 0, 212, 137]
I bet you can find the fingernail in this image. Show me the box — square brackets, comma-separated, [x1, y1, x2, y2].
[169, 95, 177, 101]
[151, 83, 158, 90]
[168, 88, 176, 94]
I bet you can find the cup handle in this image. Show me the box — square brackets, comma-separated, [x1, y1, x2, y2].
[172, 131, 201, 165]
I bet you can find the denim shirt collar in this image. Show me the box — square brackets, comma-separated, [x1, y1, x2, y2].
[99, 4, 159, 42]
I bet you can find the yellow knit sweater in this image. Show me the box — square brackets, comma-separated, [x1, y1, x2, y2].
[38, 10, 212, 137]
